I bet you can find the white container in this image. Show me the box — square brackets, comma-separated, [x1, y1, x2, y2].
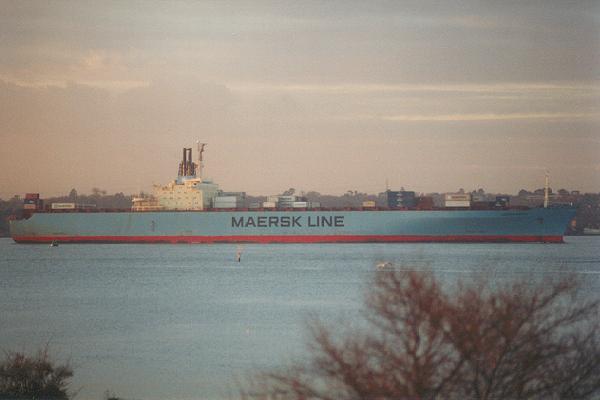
[214, 199, 237, 204]
[445, 193, 471, 201]
[292, 201, 308, 208]
[362, 201, 376, 207]
[214, 196, 237, 202]
[262, 201, 277, 208]
[278, 196, 297, 202]
[445, 200, 471, 208]
[267, 195, 280, 203]
[51, 203, 76, 209]
[213, 203, 236, 208]
[308, 202, 321, 209]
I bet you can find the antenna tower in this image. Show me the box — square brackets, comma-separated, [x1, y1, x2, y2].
[197, 141, 207, 180]
[544, 171, 549, 208]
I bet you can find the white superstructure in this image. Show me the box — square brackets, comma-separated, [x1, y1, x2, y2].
[132, 144, 219, 211]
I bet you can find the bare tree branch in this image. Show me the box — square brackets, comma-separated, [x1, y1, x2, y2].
[246, 269, 600, 400]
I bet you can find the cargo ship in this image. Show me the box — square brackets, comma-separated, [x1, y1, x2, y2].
[9, 144, 576, 244]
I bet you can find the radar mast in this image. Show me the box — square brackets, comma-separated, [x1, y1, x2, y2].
[197, 141, 207, 180]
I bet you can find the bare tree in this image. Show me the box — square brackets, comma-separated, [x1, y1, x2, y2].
[0, 345, 73, 399]
[244, 270, 600, 400]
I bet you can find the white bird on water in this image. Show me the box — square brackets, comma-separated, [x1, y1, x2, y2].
[376, 261, 393, 270]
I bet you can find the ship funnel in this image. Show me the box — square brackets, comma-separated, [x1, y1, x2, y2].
[178, 148, 186, 176]
[186, 148, 191, 176]
[178, 146, 200, 177]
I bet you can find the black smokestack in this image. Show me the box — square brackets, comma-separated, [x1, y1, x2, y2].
[185, 148, 190, 175]
[179, 147, 187, 176]
[187, 148, 191, 174]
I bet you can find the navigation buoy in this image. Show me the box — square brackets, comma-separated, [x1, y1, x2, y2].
[236, 245, 244, 262]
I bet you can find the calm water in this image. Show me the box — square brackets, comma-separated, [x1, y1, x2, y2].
[1, 237, 599, 400]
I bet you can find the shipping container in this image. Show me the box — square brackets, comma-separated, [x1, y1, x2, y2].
[445, 193, 471, 201]
[213, 203, 236, 209]
[495, 196, 510, 205]
[219, 191, 246, 198]
[267, 195, 280, 203]
[213, 200, 237, 205]
[214, 196, 237, 202]
[23, 204, 37, 210]
[213, 204, 237, 208]
[445, 200, 471, 208]
[51, 203, 76, 210]
[471, 201, 494, 210]
[214, 202, 237, 208]
[262, 201, 277, 208]
[399, 201, 417, 208]
[277, 203, 295, 209]
[308, 202, 321, 209]
[362, 201, 376, 207]
[387, 190, 416, 208]
[25, 193, 40, 200]
[415, 197, 434, 210]
[291, 202, 308, 208]
[278, 196, 297, 202]
[248, 203, 262, 209]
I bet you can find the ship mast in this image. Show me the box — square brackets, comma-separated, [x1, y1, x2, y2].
[197, 141, 207, 180]
[544, 171, 549, 208]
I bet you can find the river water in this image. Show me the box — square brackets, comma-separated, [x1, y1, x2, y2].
[1, 237, 599, 399]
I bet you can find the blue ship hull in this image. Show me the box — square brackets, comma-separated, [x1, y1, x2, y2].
[10, 208, 575, 243]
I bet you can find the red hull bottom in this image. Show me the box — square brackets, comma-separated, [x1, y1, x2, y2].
[12, 235, 564, 244]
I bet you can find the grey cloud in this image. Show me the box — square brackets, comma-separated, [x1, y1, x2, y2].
[1, 1, 598, 84]
[1, 1, 599, 196]
[1, 78, 598, 197]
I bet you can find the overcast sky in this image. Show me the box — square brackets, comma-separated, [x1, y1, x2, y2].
[1, 0, 599, 197]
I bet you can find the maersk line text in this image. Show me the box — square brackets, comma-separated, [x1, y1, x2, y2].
[231, 215, 345, 228]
